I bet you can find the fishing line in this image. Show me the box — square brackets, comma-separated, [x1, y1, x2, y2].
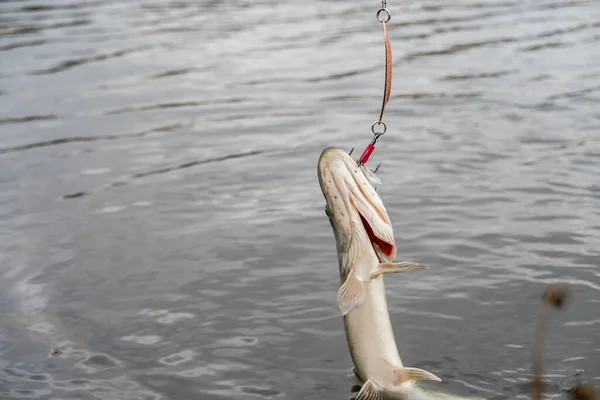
[357, 0, 393, 166]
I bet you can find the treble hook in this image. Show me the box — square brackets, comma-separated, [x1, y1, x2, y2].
[348, 147, 355, 156]
[372, 161, 382, 173]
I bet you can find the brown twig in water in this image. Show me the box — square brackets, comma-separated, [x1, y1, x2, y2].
[570, 382, 598, 400]
[531, 285, 570, 400]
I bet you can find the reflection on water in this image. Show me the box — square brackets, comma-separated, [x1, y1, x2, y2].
[1, 0, 599, 399]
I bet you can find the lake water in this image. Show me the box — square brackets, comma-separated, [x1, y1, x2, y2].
[0, 0, 599, 399]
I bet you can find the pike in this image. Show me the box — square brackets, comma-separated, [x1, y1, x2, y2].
[317, 147, 485, 400]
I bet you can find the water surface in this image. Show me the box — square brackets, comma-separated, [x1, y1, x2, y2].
[1, 0, 599, 399]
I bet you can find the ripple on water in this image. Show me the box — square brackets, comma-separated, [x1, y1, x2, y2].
[98, 206, 125, 213]
[81, 168, 110, 175]
[76, 353, 122, 373]
[120, 335, 162, 346]
[137, 308, 195, 324]
[156, 312, 194, 325]
[158, 349, 196, 366]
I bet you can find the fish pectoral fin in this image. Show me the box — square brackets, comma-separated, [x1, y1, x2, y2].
[337, 270, 366, 316]
[355, 379, 386, 400]
[393, 367, 442, 385]
[370, 262, 429, 279]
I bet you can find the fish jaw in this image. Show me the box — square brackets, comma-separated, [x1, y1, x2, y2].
[317, 147, 397, 276]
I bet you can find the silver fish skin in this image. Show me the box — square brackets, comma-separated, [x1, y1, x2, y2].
[318, 147, 486, 400]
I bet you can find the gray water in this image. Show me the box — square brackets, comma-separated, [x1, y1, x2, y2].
[1, 0, 599, 399]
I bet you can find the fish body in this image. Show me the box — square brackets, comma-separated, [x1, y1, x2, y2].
[318, 148, 424, 316]
[318, 147, 485, 400]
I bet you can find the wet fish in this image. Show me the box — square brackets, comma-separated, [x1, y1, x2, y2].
[317, 147, 426, 316]
[317, 147, 486, 400]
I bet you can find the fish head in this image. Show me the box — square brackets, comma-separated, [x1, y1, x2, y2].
[317, 147, 397, 273]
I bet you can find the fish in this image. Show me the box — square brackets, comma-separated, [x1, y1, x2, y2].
[317, 147, 427, 316]
[317, 147, 486, 400]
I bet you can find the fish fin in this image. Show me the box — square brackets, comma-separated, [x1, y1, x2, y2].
[343, 228, 361, 278]
[337, 270, 366, 316]
[371, 262, 429, 279]
[341, 202, 368, 279]
[356, 379, 386, 400]
[392, 367, 442, 385]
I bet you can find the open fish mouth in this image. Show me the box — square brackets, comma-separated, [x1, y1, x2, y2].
[318, 147, 396, 263]
[359, 213, 394, 260]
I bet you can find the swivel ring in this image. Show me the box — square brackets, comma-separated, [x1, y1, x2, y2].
[376, 8, 391, 23]
[371, 121, 387, 135]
